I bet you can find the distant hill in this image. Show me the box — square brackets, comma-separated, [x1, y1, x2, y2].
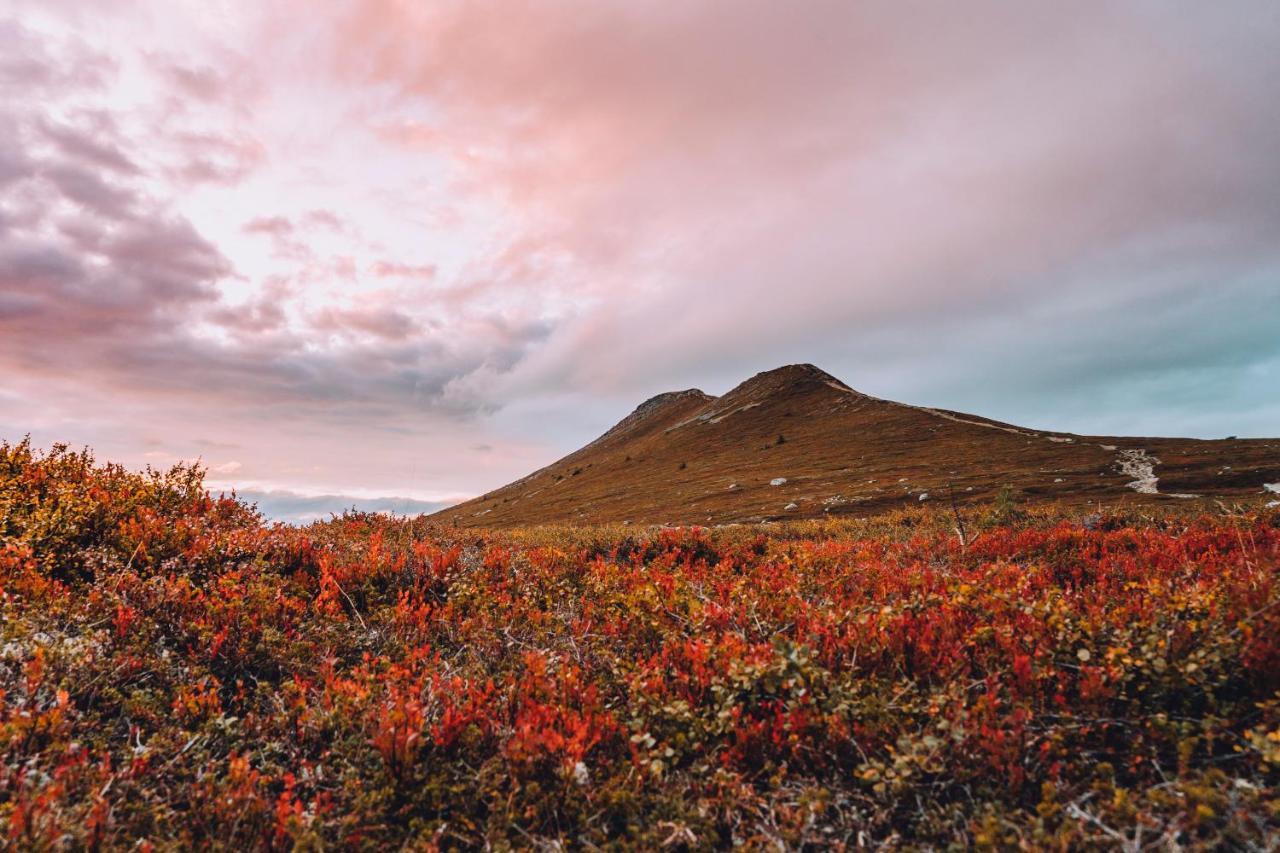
[431, 364, 1280, 526]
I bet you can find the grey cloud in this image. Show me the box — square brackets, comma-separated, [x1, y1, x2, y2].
[40, 117, 140, 174]
[0, 137, 27, 187]
[0, 19, 115, 94]
[41, 164, 138, 219]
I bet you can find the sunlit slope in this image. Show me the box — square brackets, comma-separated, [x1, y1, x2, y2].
[433, 364, 1279, 526]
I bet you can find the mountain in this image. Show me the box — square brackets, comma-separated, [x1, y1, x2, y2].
[430, 364, 1280, 526]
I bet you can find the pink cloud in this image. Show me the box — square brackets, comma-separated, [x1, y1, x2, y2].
[311, 305, 417, 341]
[209, 298, 287, 336]
[162, 63, 226, 102]
[368, 260, 435, 279]
[311, 1, 1280, 401]
[243, 215, 293, 236]
[303, 209, 344, 230]
[171, 130, 265, 184]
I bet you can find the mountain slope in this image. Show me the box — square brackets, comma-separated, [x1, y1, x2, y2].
[432, 364, 1280, 526]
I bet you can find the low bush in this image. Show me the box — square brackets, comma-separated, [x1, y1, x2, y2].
[2, 439, 1278, 848]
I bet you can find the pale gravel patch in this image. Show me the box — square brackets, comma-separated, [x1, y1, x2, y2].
[706, 402, 761, 424]
[1115, 447, 1199, 498]
[914, 406, 1034, 436]
[1117, 448, 1160, 494]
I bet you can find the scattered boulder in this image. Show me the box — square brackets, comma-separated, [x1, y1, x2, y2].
[784, 502, 799, 511]
[918, 492, 930, 501]
[770, 477, 787, 486]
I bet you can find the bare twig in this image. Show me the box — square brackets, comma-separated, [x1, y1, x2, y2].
[947, 483, 967, 550]
[331, 577, 369, 632]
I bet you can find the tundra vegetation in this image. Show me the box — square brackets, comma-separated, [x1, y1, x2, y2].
[1, 438, 1278, 849]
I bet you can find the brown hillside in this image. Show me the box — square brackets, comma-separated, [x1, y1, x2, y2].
[432, 364, 1280, 526]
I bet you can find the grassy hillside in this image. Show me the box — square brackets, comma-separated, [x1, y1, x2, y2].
[2, 439, 1279, 849]
[432, 364, 1280, 528]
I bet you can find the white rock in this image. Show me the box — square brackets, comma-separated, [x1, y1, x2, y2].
[1117, 448, 1160, 494]
[770, 478, 787, 486]
[917, 492, 929, 501]
[784, 502, 799, 511]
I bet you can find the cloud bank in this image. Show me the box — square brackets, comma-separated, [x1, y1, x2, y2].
[230, 489, 449, 525]
[2, 1, 1278, 511]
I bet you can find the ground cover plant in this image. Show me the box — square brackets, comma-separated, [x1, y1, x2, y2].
[2, 438, 1279, 849]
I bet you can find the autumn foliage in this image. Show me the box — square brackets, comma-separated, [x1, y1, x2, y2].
[2, 438, 1278, 849]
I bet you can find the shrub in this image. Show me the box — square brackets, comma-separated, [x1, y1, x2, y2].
[1, 441, 1277, 848]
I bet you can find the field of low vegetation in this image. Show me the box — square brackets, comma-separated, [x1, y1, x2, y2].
[2, 438, 1279, 849]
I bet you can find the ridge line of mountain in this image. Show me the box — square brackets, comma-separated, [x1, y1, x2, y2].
[430, 363, 1280, 526]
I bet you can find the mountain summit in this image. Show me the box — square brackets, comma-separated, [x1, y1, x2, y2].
[432, 365, 1279, 526]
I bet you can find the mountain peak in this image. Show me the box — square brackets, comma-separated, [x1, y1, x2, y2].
[631, 388, 712, 418]
[592, 387, 713, 444]
[430, 363, 1276, 527]
[759, 363, 845, 384]
[771, 362, 833, 377]
[721, 363, 857, 402]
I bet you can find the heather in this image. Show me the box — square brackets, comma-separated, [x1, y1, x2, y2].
[2, 439, 1278, 849]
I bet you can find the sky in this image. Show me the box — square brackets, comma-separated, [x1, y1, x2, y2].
[2, 1, 1279, 522]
